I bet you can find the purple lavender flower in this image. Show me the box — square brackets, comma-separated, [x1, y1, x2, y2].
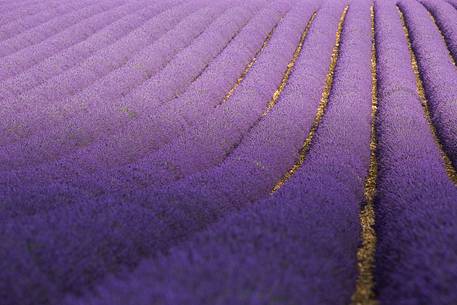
[373, 1, 457, 303]
[1, 0, 457, 304]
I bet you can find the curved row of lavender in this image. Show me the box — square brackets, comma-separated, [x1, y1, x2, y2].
[398, 0, 457, 169]
[374, 1, 457, 304]
[1, 0, 457, 304]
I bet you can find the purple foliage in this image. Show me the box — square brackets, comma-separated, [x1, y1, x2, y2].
[374, 1, 457, 303]
[398, 0, 457, 168]
[419, 0, 457, 62]
[0, 0, 126, 61]
[1, 0, 457, 304]
[0, 0, 206, 144]
[0, 0, 261, 165]
[65, 2, 374, 305]
[0, 0, 95, 41]
[0, 0, 182, 98]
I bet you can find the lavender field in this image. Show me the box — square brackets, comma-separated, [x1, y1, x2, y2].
[1, 0, 457, 304]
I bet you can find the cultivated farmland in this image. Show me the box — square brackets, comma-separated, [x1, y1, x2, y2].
[1, 0, 457, 304]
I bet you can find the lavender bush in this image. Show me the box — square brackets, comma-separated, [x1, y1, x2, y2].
[0, 0, 181, 99]
[374, 1, 457, 303]
[0, 1, 259, 165]
[398, 0, 457, 169]
[1, 0, 457, 304]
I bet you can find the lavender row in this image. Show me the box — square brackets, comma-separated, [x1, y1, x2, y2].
[0, 0, 64, 27]
[0, 0, 58, 9]
[0, 0, 182, 102]
[0, 1, 261, 169]
[0, 0, 291, 215]
[0, 3, 337, 303]
[0, 0, 212, 145]
[0, 3, 360, 304]
[0, 0, 40, 11]
[0, 2, 249, 217]
[59, 0, 291, 171]
[1, 0, 315, 196]
[398, 0, 457, 169]
[447, 0, 457, 9]
[0, 1, 262, 216]
[0, 0, 125, 59]
[75, 0, 321, 189]
[84, 0, 342, 198]
[0, 182, 93, 221]
[3, 1, 457, 304]
[0, 0, 289, 216]
[373, 1, 457, 304]
[0, 0, 95, 41]
[420, 0, 457, 63]
[63, 3, 376, 305]
[0, 201, 165, 305]
[0, 1, 152, 78]
[0, 0, 40, 9]
[0, 0, 52, 8]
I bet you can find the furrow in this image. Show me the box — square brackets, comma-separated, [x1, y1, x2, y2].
[272, 5, 348, 192]
[262, 11, 316, 116]
[422, 4, 456, 67]
[398, 2, 457, 184]
[0, 0, 97, 42]
[85, 1, 319, 190]
[2, 1, 457, 304]
[0, 0, 182, 100]
[371, 2, 457, 303]
[0, 0, 125, 59]
[215, 11, 317, 168]
[0, 0, 212, 146]
[350, 5, 378, 305]
[419, 0, 457, 65]
[56, 3, 378, 305]
[0, 0, 300, 199]
[0, 1, 263, 171]
[220, 18, 278, 104]
[0, 1, 267, 204]
[0, 0, 65, 27]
